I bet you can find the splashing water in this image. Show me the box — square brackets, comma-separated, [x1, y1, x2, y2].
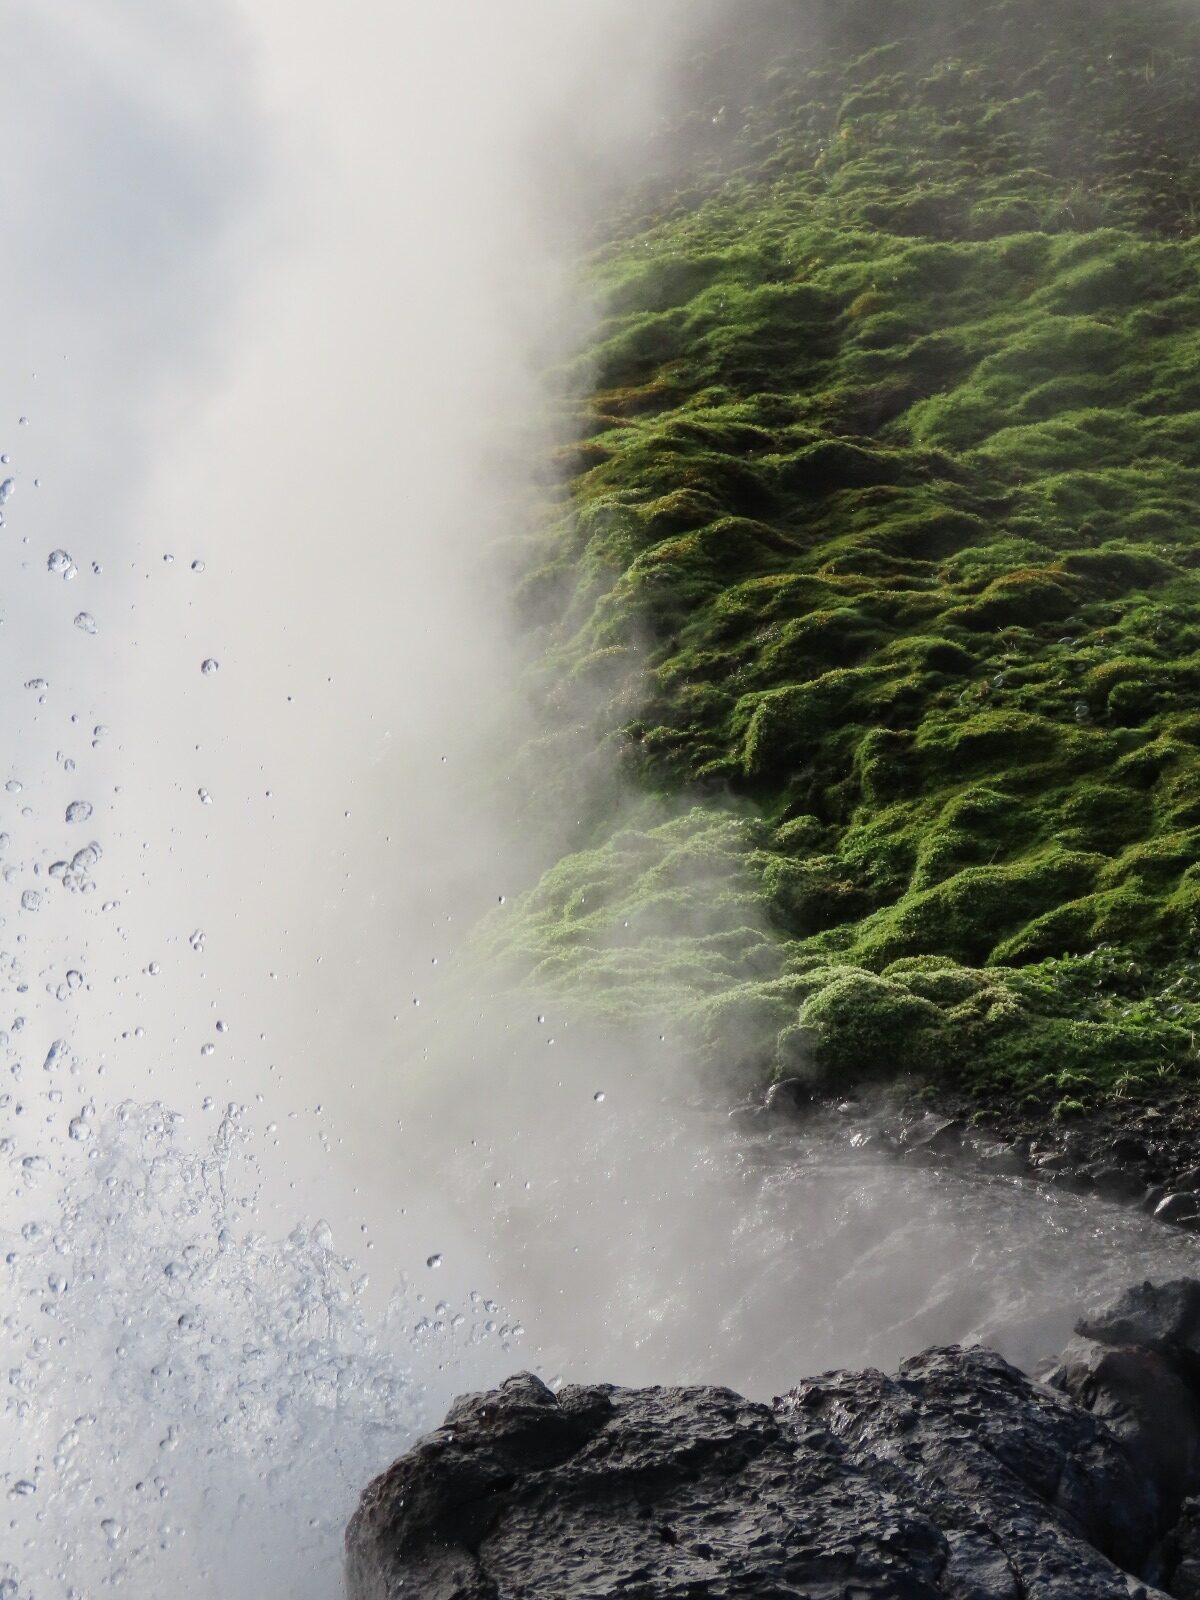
[0, 1101, 518, 1600]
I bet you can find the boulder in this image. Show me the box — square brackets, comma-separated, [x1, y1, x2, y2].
[347, 1280, 1200, 1600]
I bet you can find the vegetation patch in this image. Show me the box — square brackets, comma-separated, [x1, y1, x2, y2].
[497, 0, 1200, 1109]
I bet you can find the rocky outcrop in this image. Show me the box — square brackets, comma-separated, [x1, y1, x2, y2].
[346, 1279, 1200, 1600]
[733, 1085, 1200, 1233]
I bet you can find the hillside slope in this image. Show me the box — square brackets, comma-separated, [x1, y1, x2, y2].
[498, 0, 1200, 1113]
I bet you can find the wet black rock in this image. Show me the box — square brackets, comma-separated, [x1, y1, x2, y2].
[1155, 1193, 1200, 1227]
[346, 1279, 1200, 1600]
[1092, 1164, 1150, 1201]
[901, 1113, 965, 1157]
[761, 1075, 816, 1122]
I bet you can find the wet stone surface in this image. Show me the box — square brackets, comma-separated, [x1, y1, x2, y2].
[729, 1079, 1200, 1235]
[348, 1278, 1200, 1600]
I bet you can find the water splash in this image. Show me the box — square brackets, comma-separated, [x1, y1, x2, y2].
[0, 1101, 520, 1599]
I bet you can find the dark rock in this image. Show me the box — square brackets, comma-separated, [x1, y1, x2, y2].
[1110, 1135, 1151, 1163]
[1093, 1165, 1150, 1201]
[1035, 1151, 1075, 1173]
[1144, 1185, 1168, 1216]
[1050, 1165, 1096, 1193]
[1078, 1278, 1200, 1366]
[968, 1136, 1027, 1175]
[347, 1374, 953, 1599]
[762, 1076, 814, 1121]
[1163, 1497, 1200, 1599]
[1156, 1193, 1200, 1226]
[1050, 1339, 1200, 1522]
[349, 1281, 1200, 1600]
[903, 1114, 966, 1156]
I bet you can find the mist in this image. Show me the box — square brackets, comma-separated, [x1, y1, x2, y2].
[3, 2, 1196, 1596]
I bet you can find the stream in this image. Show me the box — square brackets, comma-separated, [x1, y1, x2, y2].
[2, 2, 1198, 1596]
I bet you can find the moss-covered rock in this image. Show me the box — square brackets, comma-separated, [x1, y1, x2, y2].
[496, 0, 1200, 1107]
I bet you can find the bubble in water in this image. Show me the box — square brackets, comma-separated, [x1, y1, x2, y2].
[200, 658, 219, 676]
[73, 613, 97, 635]
[47, 549, 76, 579]
[65, 801, 93, 824]
[426, 1253, 443, 1270]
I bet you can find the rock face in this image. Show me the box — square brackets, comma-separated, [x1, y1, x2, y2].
[347, 1279, 1200, 1600]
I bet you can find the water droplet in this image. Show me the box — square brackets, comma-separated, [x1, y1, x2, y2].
[73, 612, 97, 635]
[215, 1020, 227, 1033]
[148, 961, 161, 977]
[11, 1480, 36, 1498]
[65, 801, 92, 824]
[200, 1043, 214, 1057]
[5, 779, 21, 795]
[426, 1253, 443, 1270]
[593, 1090, 606, 1103]
[20, 890, 40, 912]
[24, 677, 47, 691]
[191, 559, 205, 572]
[200, 658, 219, 676]
[162, 553, 174, 564]
[197, 788, 212, 805]
[0, 478, 15, 504]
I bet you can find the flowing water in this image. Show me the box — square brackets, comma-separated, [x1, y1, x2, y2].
[2, 2, 1198, 1596]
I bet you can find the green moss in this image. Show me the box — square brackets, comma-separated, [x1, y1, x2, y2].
[492, 0, 1200, 1106]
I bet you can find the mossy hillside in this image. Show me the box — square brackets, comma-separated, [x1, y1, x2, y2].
[500, 0, 1200, 1108]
